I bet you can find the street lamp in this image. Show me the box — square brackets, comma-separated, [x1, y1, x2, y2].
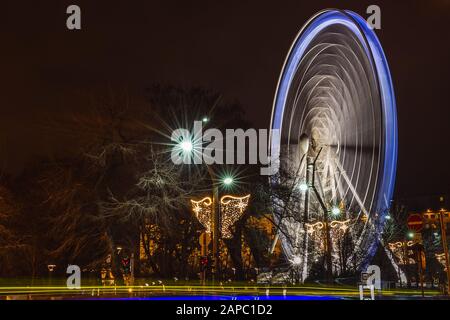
[47, 264, 56, 272]
[47, 264, 56, 285]
[292, 256, 302, 265]
[175, 137, 236, 283]
[180, 140, 193, 153]
[331, 206, 341, 216]
[210, 173, 236, 281]
[223, 176, 233, 186]
[298, 182, 308, 192]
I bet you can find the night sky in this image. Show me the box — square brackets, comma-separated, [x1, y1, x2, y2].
[2, 0, 450, 200]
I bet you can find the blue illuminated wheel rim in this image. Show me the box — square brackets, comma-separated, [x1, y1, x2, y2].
[270, 9, 397, 276]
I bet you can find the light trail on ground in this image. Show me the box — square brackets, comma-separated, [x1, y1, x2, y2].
[0, 284, 443, 300]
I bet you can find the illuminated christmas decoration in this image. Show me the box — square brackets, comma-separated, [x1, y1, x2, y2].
[435, 253, 447, 271]
[388, 241, 403, 251]
[329, 219, 351, 273]
[220, 194, 250, 238]
[388, 241, 415, 265]
[190, 197, 213, 233]
[190, 194, 250, 238]
[305, 222, 324, 235]
[305, 219, 351, 274]
[330, 219, 351, 233]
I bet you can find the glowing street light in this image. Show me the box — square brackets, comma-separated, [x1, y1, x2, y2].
[291, 256, 302, 266]
[172, 130, 242, 283]
[298, 183, 308, 192]
[407, 231, 415, 239]
[331, 206, 341, 216]
[223, 176, 234, 186]
[180, 140, 193, 153]
[202, 116, 209, 123]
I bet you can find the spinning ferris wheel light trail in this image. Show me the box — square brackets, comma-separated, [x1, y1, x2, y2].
[334, 157, 369, 218]
[269, 9, 397, 281]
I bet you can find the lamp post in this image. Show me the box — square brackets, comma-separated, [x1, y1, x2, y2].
[47, 264, 56, 286]
[175, 136, 234, 283]
[208, 170, 234, 283]
[206, 165, 220, 283]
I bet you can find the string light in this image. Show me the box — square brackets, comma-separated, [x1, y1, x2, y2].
[190, 194, 250, 238]
[305, 222, 324, 235]
[388, 242, 406, 265]
[387, 241, 416, 265]
[305, 221, 326, 256]
[329, 219, 351, 266]
[190, 197, 212, 233]
[435, 253, 447, 271]
[306, 219, 351, 265]
[329, 219, 351, 232]
[220, 194, 250, 238]
[388, 242, 403, 251]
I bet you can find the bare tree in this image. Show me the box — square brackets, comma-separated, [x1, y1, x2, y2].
[7, 85, 257, 279]
[0, 184, 30, 276]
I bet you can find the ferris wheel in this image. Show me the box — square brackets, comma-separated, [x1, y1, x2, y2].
[269, 9, 397, 280]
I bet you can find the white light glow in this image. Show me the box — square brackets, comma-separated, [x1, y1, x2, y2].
[331, 207, 341, 216]
[223, 177, 233, 185]
[180, 140, 193, 153]
[292, 256, 302, 265]
[298, 183, 308, 192]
